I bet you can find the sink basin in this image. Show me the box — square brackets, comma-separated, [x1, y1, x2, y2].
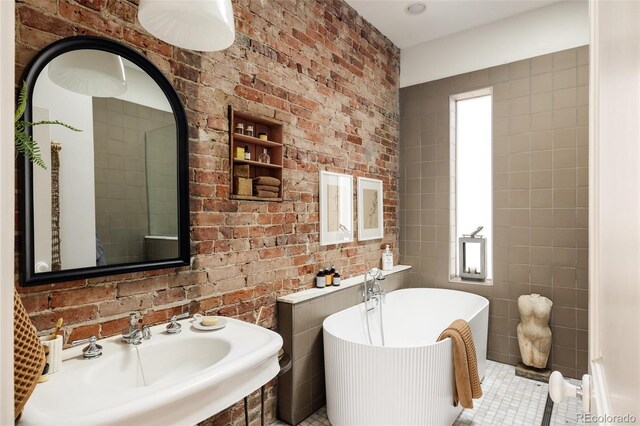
[20, 317, 283, 425]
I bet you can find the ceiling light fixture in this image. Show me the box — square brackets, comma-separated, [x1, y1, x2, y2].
[48, 50, 127, 97]
[138, 0, 236, 52]
[405, 2, 427, 15]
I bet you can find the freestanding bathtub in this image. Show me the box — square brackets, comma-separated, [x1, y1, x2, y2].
[323, 288, 489, 426]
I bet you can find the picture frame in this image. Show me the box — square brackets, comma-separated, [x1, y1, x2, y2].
[357, 177, 383, 241]
[319, 171, 354, 246]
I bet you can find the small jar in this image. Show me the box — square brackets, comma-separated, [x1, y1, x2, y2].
[258, 148, 270, 164]
[324, 268, 332, 286]
[235, 123, 244, 134]
[258, 132, 268, 141]
[244, 145, 250, 160]
[316, 270, 326, 288]
[246, 125, 254, 137]
[333, 271, 341, 286]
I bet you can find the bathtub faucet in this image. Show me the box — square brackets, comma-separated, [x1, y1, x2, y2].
[364, 268, 386, 310]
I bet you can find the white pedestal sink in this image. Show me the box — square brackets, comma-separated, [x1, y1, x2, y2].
[20, 317, 283, 426]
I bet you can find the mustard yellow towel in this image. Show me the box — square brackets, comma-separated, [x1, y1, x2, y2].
[437, 319, 482, 408]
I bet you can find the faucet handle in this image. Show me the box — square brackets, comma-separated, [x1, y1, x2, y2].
[166, 312, 189, 334]
[142, 325, 151, 340]
[71, 335, 102, 359]
[128, 312, 138, 326]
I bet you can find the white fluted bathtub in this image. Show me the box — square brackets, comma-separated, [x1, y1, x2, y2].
[323, 288, 489, 426]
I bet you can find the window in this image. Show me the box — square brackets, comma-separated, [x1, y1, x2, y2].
[451, 89, 492, 281]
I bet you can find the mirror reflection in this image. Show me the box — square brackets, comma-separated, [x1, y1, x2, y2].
[32, 49, 178, 272]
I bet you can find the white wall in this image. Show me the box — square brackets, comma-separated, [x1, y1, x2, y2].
[589, 0, 640, 418]
[34, 68, 96, 269]
[401, 1, 589, 87]
[0, 1, 15, 422]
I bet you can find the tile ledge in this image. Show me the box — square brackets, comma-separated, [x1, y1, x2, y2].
[448, 277, 493, 286]
[277, 265, 412, 305]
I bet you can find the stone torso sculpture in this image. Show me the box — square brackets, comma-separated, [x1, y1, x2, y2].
[517, 294, 553, 369]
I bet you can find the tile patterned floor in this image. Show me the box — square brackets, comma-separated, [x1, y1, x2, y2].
[273, 360, 583, 426]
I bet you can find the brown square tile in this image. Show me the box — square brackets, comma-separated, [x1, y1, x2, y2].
[509, 171, 530, 189]
[531, 266, 552, 285]
[553, 169, 577, 188]
[511, 77, 531, 97]
[552, 345, 577, 369]
[509, 227, 529, 245]
[532, 54, 553, 75]
[553, 247, 576, 267]
[531, 208, 553, 227]
[509, 190, 530, 208]
[530, 226, 552, 246]
[510, 133, 531, 153]
[531, 73, 552, 94]
[510, 96, 530, 116]
[510, 59, 531, 79]
[553, 188, 576, 208]
[577, 65, 589, 86]
[531, 170, 552, 189]
[553, 307, 576, 328]
[510, 115, 531, 135]
[553, 87, 577, 110]
[552, 228, 576, 248]
[531, 92, 552, 113]
[553, 69, 577, 90]
[531, 246, 552, 265]
[509, 246, 530, 265]
[494, 99, 510, 119]
[531, 111, 553, 132]
[531, 131, 553, 151]
[553, 108, 577, 129]
[531, 189, 552, 208]
[531, 151, 552, 171]
[553, 49, 578, 70]
[490, 64, 510, 83]
[553, 128, 576, 149]
[510, 209, 530, 227]
[553, 287, 576, 308]
[553, 325, 577, 347]
[493, 82, 510, 100]
[553, 209, 576, 228]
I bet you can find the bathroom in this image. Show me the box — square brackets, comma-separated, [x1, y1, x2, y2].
[1, 0, 639, 425]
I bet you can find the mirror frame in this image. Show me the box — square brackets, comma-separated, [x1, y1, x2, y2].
[20, 36, 190, 286]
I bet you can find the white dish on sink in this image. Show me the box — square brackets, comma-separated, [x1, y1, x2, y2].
[20, 317, 282, 426]
[191, 314, 227, 331]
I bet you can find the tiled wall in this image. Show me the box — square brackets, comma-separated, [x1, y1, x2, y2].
[399, 46, 589, 378]
[16, 1, 399, 424]
[93, 97, 175, 264]
[277, 269, 408, 425]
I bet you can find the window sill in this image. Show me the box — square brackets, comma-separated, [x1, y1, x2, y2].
[448, 277, 493, 286]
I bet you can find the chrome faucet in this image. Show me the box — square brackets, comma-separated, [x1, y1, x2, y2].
[122, 313, 151, 345]
[363, 268, 386, 310]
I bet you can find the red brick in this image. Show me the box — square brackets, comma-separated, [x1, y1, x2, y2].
[50, 285, 115, 308]
[67, 323, 100, 345]
[29, 305, 99, 331]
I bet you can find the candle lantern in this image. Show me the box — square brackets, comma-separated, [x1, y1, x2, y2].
[459, 226, 486, 281]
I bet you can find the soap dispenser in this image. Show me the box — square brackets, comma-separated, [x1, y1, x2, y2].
[382, 245, 393, 271]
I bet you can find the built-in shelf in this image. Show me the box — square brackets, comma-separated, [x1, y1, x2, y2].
[233, 158, 283, 169]
[228, 106, 283, 201]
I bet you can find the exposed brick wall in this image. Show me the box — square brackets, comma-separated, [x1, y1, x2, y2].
[15, 0, 399, 423]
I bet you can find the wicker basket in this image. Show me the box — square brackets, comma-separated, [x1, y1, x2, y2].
[14, 286, 45, 419]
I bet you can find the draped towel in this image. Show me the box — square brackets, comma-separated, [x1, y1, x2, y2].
[437, 319, 483, 408]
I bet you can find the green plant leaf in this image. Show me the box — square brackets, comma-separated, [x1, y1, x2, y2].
[15, 131, 46, 169]
[19, 120, 82, 132]
[14, 81, 27, 124]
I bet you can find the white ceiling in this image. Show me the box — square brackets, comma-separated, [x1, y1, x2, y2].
[345, 0, 562, 49]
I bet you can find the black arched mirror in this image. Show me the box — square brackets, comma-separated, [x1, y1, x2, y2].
[20, 36, 189, 286]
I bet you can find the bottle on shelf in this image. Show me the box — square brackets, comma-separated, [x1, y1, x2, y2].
[258, 132, 268, 141]
[324, 267, 332, 286]
[235, 122, 244, 134]
[258, 148, 270, 164]
[333, 268, 341, 286]
[382, 244, 393, 271]
[244, 145, 251, 160]
[316, 270, 326, 288]
[246, 125, 254, 137]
